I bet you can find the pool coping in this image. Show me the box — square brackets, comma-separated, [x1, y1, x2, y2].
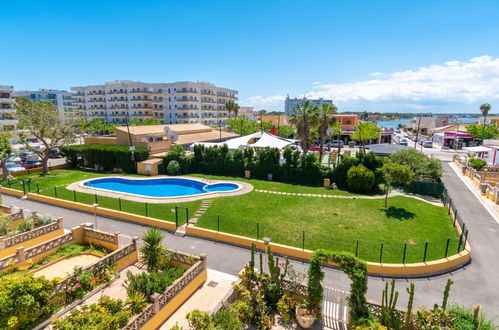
[67, 175, 254, 204]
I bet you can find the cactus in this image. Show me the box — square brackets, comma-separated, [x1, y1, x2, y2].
[265, 246, 289, 304]
[441, 279, 453, 310]
[249, 243, 255, 271]
[404, 283, 415, 329]
[380, 279, 400, 329]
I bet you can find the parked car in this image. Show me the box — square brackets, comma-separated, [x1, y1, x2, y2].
[19, 151, 38, 162]
[308, 146, 329, 151]
[423, 140, 433, 148]
[327, 140, 344, 147]
[21, 159, 43, 169]
[418, 139, 425, 145]
[399, 138, 408, 146]
[49, 148, 61, 158]
[395, 129, 401, 133]
[5, 162, 26, 172]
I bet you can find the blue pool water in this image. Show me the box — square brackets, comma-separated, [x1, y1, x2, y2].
[84, 178, 239, 197]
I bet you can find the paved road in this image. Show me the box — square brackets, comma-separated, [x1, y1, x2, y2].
[2, 162, 498, 318]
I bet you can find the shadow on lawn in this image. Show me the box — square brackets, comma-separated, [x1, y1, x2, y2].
[382, 206, 416, 220]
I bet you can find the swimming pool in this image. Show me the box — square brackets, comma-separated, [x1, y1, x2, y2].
[83, 177, 240, 198]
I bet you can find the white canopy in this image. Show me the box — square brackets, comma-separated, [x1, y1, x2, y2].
[249, 132, 292, 149]
[463, 146, 493, 153]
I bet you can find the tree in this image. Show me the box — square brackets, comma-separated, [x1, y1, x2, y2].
[480, 103, 492, 125]
[351, 122, 380, 151]
[127, 118, 160, 126]
[0, 133, 13, 180]
[289, 100, 319, 154]
[466, 123, 499, 140]
[390, 148, 442, 181]
[78, 119, 116, 135]
[15, 97, 77, 174]
[381, 162, 414, 208]
[317, 103, 338, 161]
[140, 228, 165, 272]
[225, 100, 240, 119]
[226, 117, 259, 135]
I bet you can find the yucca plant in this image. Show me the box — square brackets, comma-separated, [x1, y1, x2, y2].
[140, 228, 165, 272]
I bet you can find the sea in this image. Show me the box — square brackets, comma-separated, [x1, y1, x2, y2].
[376, 119, 411, 129]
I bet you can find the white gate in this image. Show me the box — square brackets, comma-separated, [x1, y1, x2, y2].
[322, 286, 349, 330]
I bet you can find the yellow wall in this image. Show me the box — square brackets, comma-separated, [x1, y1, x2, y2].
[0, 228, 64, 259]
[186, 226, 470, 276]
[142, 267, 208, 330]
[0, 187, 24, 197]
[84, 136, 118, 145]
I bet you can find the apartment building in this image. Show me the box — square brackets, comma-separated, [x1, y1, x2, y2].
[284, 95, 333, 116]
[14, 88, 76, 118]
[71, 80, 238, 125]
[0, 85, 18, 132]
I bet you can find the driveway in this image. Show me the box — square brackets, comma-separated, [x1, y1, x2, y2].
[2, 161, 498, 318]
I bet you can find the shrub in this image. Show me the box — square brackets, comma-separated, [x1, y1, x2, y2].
[332, 156, 359, 188]
[0, 273, 59, 329]
[29, 214, 53, 227]
[390, 149, 442, 181]
[166, 160, 181, 175]
[16, 219, 34, 233]
[125, 291, 148, 314]
[347, 165, 375, 193]
[140, 228, 165, 272]
[0, 215, 9, 236]
[60, 145, 149, 173]
[469, 158, 487, 170]
[52, 296, 131, 330]
[447, 304, 496, 330]
[124, 267, 184, 300]
[186, 309, 242, 330]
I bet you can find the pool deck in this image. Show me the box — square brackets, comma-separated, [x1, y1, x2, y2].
[67, 175, 253, 204]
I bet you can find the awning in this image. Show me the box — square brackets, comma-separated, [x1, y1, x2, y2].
[463, 146, 493, 153]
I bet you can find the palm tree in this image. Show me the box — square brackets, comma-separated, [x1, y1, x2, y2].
[317, 103, 338, 161]
[480, 103, 492, 125]
[289, 100, 319, 154]
[225, 100, 240, 119]
[140, 228, 165, 272]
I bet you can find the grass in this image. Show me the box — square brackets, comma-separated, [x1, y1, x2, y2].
[191, 175, 460, 263]
[2, 170, 201, 225]
[1, 169, 461, 263]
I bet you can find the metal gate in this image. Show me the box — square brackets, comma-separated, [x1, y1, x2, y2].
[322, 286, 349, 330]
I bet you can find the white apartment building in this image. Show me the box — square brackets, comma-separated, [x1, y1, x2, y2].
[0, 85, 18, 132]
[71, 80, 238, 125]
[284, 95, 333, 116]
[14, 88, 76, 118]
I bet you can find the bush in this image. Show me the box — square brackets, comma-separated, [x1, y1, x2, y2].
[124, 267, 184, 300]
[60, 145, 149, 173]
[52, 296, 131, 330]
[29, 214, 53, 227]
[16, 219, 34, 233]
[186, 309, 242, 330]
[347, 165, 376, 193]
[167, 160, 181, 175]
[390, 149, 442, 181]
[0, 273, 59, 329]
[333, 157, 359, 188]
[0, 215, 9, 236]
[469, 158, 487, 171]
[447, 304, 496, 330]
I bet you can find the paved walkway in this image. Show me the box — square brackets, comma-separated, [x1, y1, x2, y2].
[2, 162, 498, 319]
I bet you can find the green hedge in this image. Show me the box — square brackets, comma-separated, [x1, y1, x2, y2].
[404, 180, 445, 197]
[60, 145, 149, 173]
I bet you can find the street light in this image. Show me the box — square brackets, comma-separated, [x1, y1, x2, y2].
[263, 236, 271, 273]
[92, 203, 98, 229]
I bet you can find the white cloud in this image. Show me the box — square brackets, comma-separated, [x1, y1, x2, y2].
[306, 56, 499, 106]
[246, 56, 499, 112]
[245, 95, 286, 109]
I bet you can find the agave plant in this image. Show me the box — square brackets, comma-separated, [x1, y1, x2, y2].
[140, 228, 165, 272]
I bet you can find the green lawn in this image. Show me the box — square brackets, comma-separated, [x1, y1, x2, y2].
[2, 170, 461, 263]
[191, 175, 460, 263]
[2, 170, 200, 225]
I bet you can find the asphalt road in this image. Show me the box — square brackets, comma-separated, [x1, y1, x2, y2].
[2, 161, 498, 319]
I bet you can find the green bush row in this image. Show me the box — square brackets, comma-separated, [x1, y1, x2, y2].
[60, 145, 149, 173]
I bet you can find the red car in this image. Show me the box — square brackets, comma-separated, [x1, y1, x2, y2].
[21, 159, 43, 169]
[308, 146, 329, 151]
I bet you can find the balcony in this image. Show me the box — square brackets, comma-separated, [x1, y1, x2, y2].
[108, 98, 128, 102]
[176, 90, 199, 94]
[130, 106, 152, 111]
[176, 98, 198, 103]
[128, 90, 152, 94]
[130, 98, 152, 103]
[0, 98, 15, 104]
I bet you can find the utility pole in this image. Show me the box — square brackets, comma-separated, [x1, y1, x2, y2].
[277, 115, 281, 136]
[414, 115, 422, 149]
[455, 121, 460, 152]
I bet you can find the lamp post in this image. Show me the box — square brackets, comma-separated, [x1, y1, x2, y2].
[92, 203, 98, 229]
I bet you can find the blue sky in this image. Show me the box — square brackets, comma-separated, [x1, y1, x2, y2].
[2, 0, 499, 113]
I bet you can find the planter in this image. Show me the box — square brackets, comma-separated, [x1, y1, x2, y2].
[295, 306, 316, 329]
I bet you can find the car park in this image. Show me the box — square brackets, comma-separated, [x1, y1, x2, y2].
[327, 140, 344, 147]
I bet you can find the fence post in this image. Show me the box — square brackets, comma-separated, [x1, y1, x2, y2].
[402, 243, 407, 264]
[27, 180, 31, 192]
[54, 186, 58, 198]
[256, 222, 259, 241]
[448, 198, 452, 214]
[457, 233, 463, 252]
[186, 208, 189, 224]
[453, 210, 458, 227]
[423, 242, 428, 262]
[217, 215, 220, 233]
[22, 180, 26, 194]
[444, 238, 450, 258]
[7, 179, 10, 188]
[119, 198, 122, 211]
[175, 206, 178, 228]
[37, 184, 40, 195]
[94, 194, 98, 204]
[73, 189, 76, 202]
[461, 222, 466, 234]
[355, 240, 359, 257]
[379, 242, 384, 263]
[302, 231, 305, 251]
[145, 203, 148, 217]
[16, 247, 26, 262]
[463, 229, 469, 249]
